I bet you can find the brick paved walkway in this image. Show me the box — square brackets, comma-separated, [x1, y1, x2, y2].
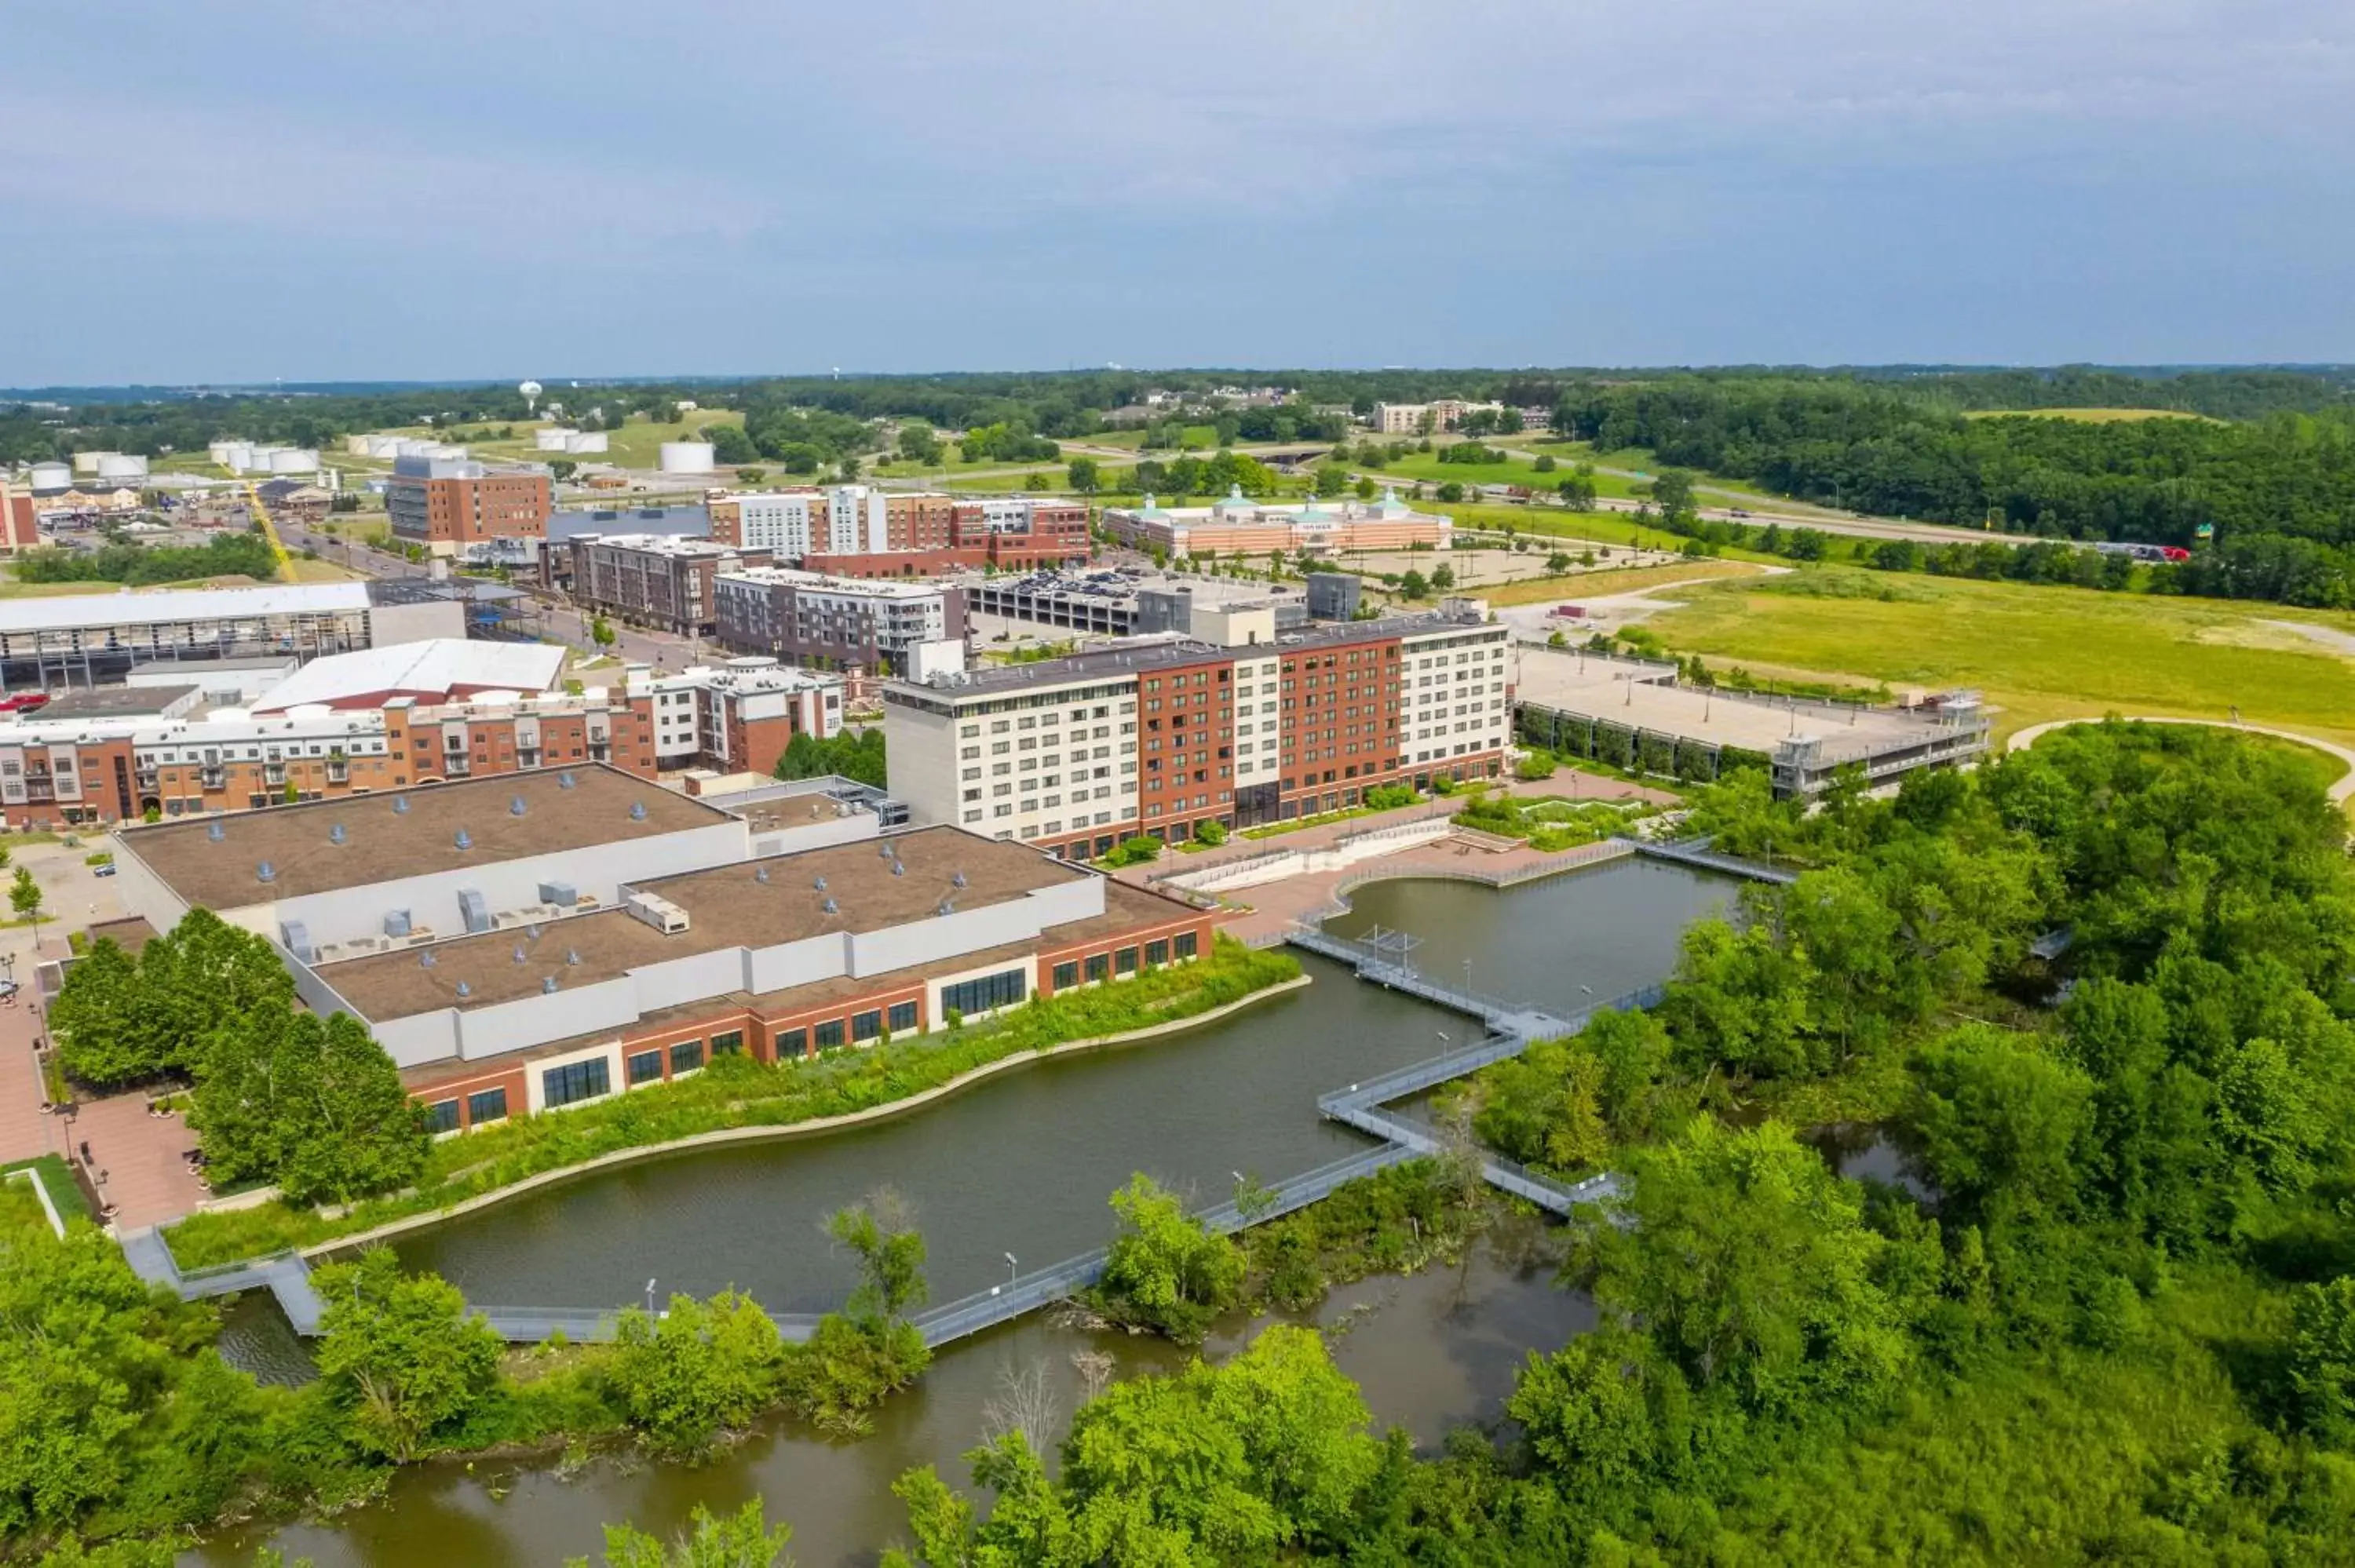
[72, 1092, 210, 1229]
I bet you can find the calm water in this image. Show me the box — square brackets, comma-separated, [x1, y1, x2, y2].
[193, 858, 1729, 1566]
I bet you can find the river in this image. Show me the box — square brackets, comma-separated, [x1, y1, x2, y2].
[192, 857, 1734, 1566]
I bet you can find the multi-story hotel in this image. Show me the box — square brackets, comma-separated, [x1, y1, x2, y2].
[0, 659, 841, 830]
[1101, 487, 1448, 560]
[712, 566, 965, 674]
[883, 604, 1511, 859]
[108, 771, 1214, 1130]
[712, 487, 1086, 576]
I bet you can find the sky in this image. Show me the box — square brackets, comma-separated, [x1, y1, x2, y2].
[4, 0, 2351, 385]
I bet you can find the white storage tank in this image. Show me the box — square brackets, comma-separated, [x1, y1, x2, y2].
[73, 451, 106, 474]
[565, 431, 608, 454]
[219, 443, 256, 472]
[366, 434, 407, 458]
[659, 440, 714, 475]
[535, 428, 575, 451]
[344, 435, 374, 455]
[27, 461, 71, 494]
[395, 439, 435, 458]
[268, 448, 319, 473]
[97, 453, 149, 480]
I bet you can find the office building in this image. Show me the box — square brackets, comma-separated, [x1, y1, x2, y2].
[386, 457, 553, 556]
[712, 489, 1087, 576]
[883, 607, 1511, 859]
[560, 534, 772, 635]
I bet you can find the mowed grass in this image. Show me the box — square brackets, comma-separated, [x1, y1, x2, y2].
[1641, 567, 2355, 747]
[389, 411, 750, 471]
[1438, 502, 1787, 564]
[1480, 559, 1769, 606]
[1962, 407, 2225, 424]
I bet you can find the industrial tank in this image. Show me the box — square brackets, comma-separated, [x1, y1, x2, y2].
[268, 448, 319, 474]
[659, 441, 715, 475]
[565, 432, 608, 454]
[27, 462, 71, 494]
[96, 453, 148, 480]
[535, 428, 575, 451]
[73, 451, 105, 474]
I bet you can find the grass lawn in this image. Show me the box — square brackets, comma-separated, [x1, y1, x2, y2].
[1479, 559, 1771, 606]
[285, 556, 365, 583]
[0, 578, 133, 599]
[1641, 567, 2355, 749]
[1437, 502, 1788, 564]
[1962, 407, 2223, 424]
[1362, 449, 1648, 498]
[2, 1154, 90, 1226]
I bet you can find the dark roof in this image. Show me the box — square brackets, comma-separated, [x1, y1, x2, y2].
[119, 765, 732, 908]
[38, 683, 202, 720]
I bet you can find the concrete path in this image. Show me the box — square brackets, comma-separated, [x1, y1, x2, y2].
[2005, 716, 2355, 804]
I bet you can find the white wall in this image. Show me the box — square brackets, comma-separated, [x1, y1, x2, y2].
[458, 974, 637, 1061]
[882, 701, 960, 828]
[108, 834, 190, 935]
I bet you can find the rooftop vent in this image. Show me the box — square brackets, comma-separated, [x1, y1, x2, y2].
[629, 801, 648, 822]
[455, 980, 471, 999]
[206, 820, 226, 843]
[951, 870, 968, 888]
[509, 796, 528, 817]
[513, 945, 528, 965]
[937, 899, 954, 917]
[454, 828, 473, 851]
[878, 843, 893, 859]
[558, 771, 576, 789]
[541, 977, 560, 995]
[526, 923, 542, 939]
[754, 866, 769, 884]
[814, 875, 827, 892]
[821, 896, 838, 914]
[392, 795, 409, 815]
[329, 823, 347, 846]
[256, 860, 276, 884]
[385, 910, 412, 938]
[419, 950, 436, 968]
[891, 862, 904, 877]
[565, 949, 580, 967]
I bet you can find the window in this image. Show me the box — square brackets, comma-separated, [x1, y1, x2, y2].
[815, 1019, 845, 1049]
[1176, 931, 1199, 959]
[425, 1098, 460, 1134]
[941, 967, 1028, 1016]
[852, 1008, 884, 1042]
[1115, 946, 1139, 975]
[542, 1057, 610, 1109]
[888, 1000, 918, 1032]
[627, 1048, 664, 1085]
[1085, 953, 1109, 983]
[1146, 939, 1170, 967]
[776, 1026, 807, 1058]
[670, 1039, 705, 1074]
[1053, 960, 1079, 990]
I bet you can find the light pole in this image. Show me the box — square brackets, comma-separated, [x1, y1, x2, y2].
[1436, 1029, 1451, 1058]
[1004, 1252, 1019, 1287]
[644, 1277, 657, 1315]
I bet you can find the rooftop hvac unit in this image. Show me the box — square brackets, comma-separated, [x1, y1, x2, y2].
[623, 891, 691, 935]
[458, 889, 491, 933]
[538, 880, 578, 906]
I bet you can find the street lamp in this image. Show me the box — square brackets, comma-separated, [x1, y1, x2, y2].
[1436, 1030, 1451, 1058]
[1004, 1252, 1019, 1286]
[644, 1277, 657, 1315]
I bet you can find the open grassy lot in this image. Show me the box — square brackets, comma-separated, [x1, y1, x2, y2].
[387, 410, 749, 471]
[1641, 567, 2355, 747]
[1362, 447, 1648, 498]
[1481, 558, 1768, 606]
[1962, 407, 2224, 424]
[1437, 501, 1787, 563]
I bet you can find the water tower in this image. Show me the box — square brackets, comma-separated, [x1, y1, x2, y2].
[519, 379, 543, 415]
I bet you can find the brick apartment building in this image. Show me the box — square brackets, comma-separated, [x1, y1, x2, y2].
[712, 566, 965, 675]
[385, 457, 553, 555]
[559, 534, 773, 635]
[0, 481, 42, 552]
[883, 607, 1511, 859]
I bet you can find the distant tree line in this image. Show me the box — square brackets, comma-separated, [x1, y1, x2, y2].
[13, 533, 279, 585]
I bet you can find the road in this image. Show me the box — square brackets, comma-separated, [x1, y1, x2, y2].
[279, 519, 706, 676]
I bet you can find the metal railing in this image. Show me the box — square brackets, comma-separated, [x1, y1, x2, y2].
[1634, 837, 1798, 884]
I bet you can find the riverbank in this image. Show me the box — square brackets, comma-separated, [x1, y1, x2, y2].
[165, 938, 1302, 1269]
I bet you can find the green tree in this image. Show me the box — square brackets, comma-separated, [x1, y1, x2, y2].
[1904, 1023, 2094, 1220]
[1397, 569, 1429, 600]
[1429, 563, 1455, 592]
[195, 1007, 428, 1204]
[1065, 457, 1100, 495]
[606, 1290, 784, 1453]
[2289, 1276, 2355, 1447]
[827, 1188, 929, 1326]
[569, 1499, 794, 1568]
[1546, 551, 1572, 574]
[311, 1249, 502, 1460]
[10, 866, 42, 932]
[49, 938, 146, 1088]
[590, 614, 616, 651]
[1096, 1173, 1243, 1342]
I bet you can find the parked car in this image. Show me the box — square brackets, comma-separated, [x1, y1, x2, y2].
[93, 862, 116, 877]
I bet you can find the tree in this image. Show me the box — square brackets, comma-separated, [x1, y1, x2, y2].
[194, 1006, 428, 1204]
[311, 1249, 502, 1460]
[606, 1290, 785, 1453]
[827, 1189, 929, 1326]
[590, 614, 616, 651]
[1429, 563, 1455, 592]
[550, 459, 578, 481]
[10, 866, 42, 932]
[1904, 1023, 2094, 1220]
[50, 938, 147, 1088]
[571, 1499, 794, 1568]
[2290, 1276, 2355, 1447]
[1096, 1173, 1244, 1342]
[1354, 476, 1377, 501]
[1065, 457, 1100, 495]
[1397, 570, 1429, 600]
[1546, 552, 1572, 574]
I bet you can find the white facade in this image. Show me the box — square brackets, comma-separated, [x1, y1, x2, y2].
[1398, 623, 1513, 768]
[729, 491, 826, 556]
[823, 484, 889, 554]
[659, 441, 715, 475]
[886, 669, 1141, 844]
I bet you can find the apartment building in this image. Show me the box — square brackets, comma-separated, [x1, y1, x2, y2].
[882, 609, 1510, 859]
[561, 534, 772, 635]
[712, 566, 963, 674]
[1101, 487, 1448, 560]
[711, 489, 1087, 576]
[0, 662, 841, 830]
[1, 481, 46, 552]
[385, 456, 553, 555]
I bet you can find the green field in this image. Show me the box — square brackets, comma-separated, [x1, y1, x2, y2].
[1436, 501, 1787, 563]
[1638, 567, 2355, 747]
[1362, 447, 1646, 498]
[386, 410, 750, 471]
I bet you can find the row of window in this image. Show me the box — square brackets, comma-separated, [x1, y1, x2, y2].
[1047, 931, 1196, 989]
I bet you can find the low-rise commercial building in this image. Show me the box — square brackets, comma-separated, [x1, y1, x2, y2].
[713, 566, 963, 675]
[111, 775, 1210, 1129]
[962, 570, 1302, 641]
[712, 488, 1086, 576]
[1102, 487, 1448, 560]
[883, 607, 1512, 859]
[386, 457, 553, 556]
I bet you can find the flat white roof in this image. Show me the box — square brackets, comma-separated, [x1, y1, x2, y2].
[0, 582, 374, 634]
[250, 639, 568, 713]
